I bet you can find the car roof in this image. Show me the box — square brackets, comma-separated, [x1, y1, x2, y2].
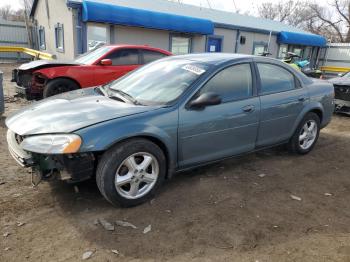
[165, 53, 256, 65]
[104, 44, 172, 55]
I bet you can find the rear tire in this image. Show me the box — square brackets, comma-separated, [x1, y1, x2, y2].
[288, 112, 320, 155]
[43, 78, 79, 98]
[96, 139, 166, 207]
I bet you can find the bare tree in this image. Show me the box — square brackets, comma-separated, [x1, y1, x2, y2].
[0, 5, 12, 20]
[257, 0, 350, 42]
[308, 0, 350, 42]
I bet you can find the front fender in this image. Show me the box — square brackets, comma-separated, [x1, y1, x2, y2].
[76, 109, 178, 169]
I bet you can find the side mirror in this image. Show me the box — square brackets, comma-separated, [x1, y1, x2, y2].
[188, 92, 221, 109]
[100, 59, 112, 66]
[338, 73, 344, 77]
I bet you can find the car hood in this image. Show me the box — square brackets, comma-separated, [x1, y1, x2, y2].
[6, 88, 161, 136]
[328, 77, 350, 86]
[18, 60, 81, 71]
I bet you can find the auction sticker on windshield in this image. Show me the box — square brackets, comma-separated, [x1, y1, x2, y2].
[182, 65, 206, 75]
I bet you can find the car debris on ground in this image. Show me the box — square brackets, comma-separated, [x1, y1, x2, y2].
[82, 250, 94, 260]
[115, 220, 137, 229]
[111, 250, 119, 255]
[98, 218, 114, 231]
[143, 225, 152, 234]
[290, 195, 302, 201]
[3, 232, 10, 237]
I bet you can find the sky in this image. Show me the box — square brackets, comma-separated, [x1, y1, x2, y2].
[0, 0, 329, 14]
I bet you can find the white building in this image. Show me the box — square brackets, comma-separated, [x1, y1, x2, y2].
[30, 0, 326, 65]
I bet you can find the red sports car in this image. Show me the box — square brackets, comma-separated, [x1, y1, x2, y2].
[12, 45, 172, 99]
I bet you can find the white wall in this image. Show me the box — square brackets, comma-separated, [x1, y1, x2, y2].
[33, 0, 75, 60]
[213, 27, 237, 53]
[236, 31, 279, 57]
[112, 25, 170, 50]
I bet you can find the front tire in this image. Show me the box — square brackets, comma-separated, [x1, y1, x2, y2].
[96, 139, 166, 207]
[43, 78, 79, 98]
[288, 112, 320, 154]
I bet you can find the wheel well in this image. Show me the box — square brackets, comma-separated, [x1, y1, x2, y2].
[48, 77, 81, 89]
[309, 109, 323, 123]
[104, 136, 171, 177]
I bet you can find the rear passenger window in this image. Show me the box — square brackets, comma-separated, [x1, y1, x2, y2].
[142, 50, 167, 64]
[105, 49, 140, 65]
[200, 63, 253, 102]
[257, 63, 296, 95]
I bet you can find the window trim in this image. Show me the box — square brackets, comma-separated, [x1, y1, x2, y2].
[38, 26, 46, 50]
[188, 62, 256, 106]
[55, 23, 64, 53]
[169, 33, 192, 55]
[255, 62, 301, 96]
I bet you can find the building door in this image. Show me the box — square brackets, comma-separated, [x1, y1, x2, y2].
[207, 37, 222, 52]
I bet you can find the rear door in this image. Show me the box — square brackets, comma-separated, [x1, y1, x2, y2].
[255, 62, 309, 147]
[91, 48, 141, 86]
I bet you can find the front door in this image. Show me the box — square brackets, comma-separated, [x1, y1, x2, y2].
[207, 37, 222, 53]
[255, 62, 309, 147]
[178, 63, 260, 168]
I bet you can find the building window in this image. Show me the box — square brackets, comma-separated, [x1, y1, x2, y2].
[240, 36, 246, 45]
[278, 44, 288, 58]
[170, 35, 191, 55]
[253, 42, 267, 56]
[38, 26, 46, 50]
[293, 47, 303, 57]
[55, 23, 64, 52]
[87, 24, 108, 51]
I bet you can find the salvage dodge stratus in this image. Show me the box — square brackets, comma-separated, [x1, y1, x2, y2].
[6, 54, 334, 207]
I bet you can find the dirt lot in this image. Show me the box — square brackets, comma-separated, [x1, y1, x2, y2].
[0, 63, 350, 262]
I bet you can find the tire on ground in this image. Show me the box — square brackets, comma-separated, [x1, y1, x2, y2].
[288, 112, 321, 155]
[43, 78, 79, 98]
[96, 138, 167, 207]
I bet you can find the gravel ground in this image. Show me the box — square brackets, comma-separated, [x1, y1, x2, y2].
[1, 63, 350, 262]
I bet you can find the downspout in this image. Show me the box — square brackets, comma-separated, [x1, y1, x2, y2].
[234, 29, 240, 53]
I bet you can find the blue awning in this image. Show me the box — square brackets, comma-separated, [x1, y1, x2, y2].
[82, 0, 214, 35]
[277, 31, 327, 47]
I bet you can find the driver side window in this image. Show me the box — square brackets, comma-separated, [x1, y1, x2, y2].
[104, 49, 140, 66]
[199, 63, 253, 103]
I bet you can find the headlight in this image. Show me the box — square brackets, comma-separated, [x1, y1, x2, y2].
[20, 134, 82, 154]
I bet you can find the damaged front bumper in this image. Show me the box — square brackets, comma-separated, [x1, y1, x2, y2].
[334, 85, 350, 115]
[7, 130, 95, 183]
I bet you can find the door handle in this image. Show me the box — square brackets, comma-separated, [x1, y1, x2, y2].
[242, 105, 255, 113]
[298, 96, 307, 102]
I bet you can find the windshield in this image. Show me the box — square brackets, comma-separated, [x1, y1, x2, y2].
[107, 59, 209, 105]
[343, 72, 350, 78]
[75, 46, 111, 65]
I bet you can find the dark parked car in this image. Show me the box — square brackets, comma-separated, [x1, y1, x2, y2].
[6, 54, 334, 207]
[328, 72, 350, 115]
[12, 45, 172, 100]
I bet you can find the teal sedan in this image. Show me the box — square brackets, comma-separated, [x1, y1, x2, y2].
[6, 54, 334, 207]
